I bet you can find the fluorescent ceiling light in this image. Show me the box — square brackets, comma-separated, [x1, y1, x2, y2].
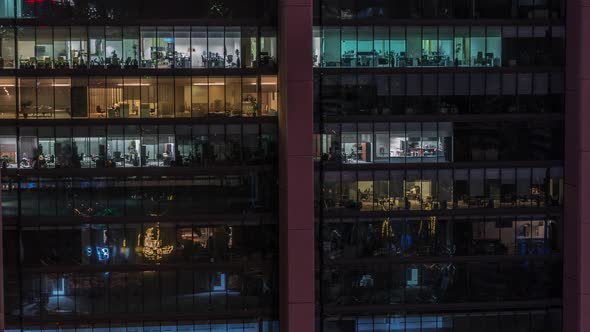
[193, 82, 225, 86]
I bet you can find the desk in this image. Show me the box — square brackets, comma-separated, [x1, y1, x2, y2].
[19, 59, 36, 69]
[175, 58, 191, 68]
[341, 56, 354, 67]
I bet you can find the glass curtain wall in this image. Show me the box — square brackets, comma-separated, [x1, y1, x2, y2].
[2, 26, 274, 70]
[313, 25, 564, 68]
[1, 76, 278, 119]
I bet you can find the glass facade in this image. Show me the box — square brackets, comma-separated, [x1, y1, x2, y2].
[0, 0, 277, 21]
[3, 321, 279, 332]
[315, 121, 563, 163]
[314, 1, 565, 331]
[313, 25, 564, 68]
[0, 26, 277, 70]
[316, 122, 454, 164]
[319, 167, 563, 212]
[315, 72, 564, 116]
[13, 269, 275, 317]
[0, 124, 276, 169]
[315, 0, 564, 20]
[2, 175, 277, 217]
[323, 311, 561, 331]
[0, 76, 278, 119]
[322, 215, 561, 258]
[0, 0, 570, 330]
[0, 2, 279, 332]
[13, 223, 277, 265]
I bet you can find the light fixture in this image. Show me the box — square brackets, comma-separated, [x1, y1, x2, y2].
[192, 82, 225, 86]
[141, 224, 174, 261]
[117, 83, 151, 86]
[96, 247, 110, 261]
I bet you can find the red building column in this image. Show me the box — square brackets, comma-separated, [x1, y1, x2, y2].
[278, 0, 314, 331]
[565, 0, 590, 330]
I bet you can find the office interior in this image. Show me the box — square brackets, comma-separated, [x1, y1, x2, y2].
[0, 26, 277, 70]
[318, 122, 453, 164]
[321, 215, 560, 259]
[0, 123, 277, 169]
[312, 25, 564, 68]
[0, 76, 278, 119]
[0, 173, 276, 217]
[321, 168, 563, 212]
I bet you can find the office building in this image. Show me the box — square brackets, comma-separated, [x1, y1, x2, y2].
[313, 0, 566, 331]
[0, 1, 282, 331]
[2, 0, 590, 331]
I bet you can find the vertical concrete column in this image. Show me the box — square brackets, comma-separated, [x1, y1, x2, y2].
[278, 0, 314, 330]
[564, 0, 590, 330]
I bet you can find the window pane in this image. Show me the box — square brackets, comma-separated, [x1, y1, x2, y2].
[242, 77, 258, 117]
[391, 27, 406, 67]
[0, 77, 16, 118]
[122, 77, 141, 118]
[406, 26, 421, 67]
[192, 77, 208, 117]
[36, 26, 53, 68]
[175, 77, 191, 118]
[471, 26, 486, 66]
[157, 77, 174, 117]
[174, 27, 191, 69]
[140, 26, 157, 68]
[71, 26, 88, 69]
[1, 25, 15, 68]
[157, 26, 174, 69]
[261, 76, 278, 117]
[455, 27, 469, 66]
[341, 26, 356, 68]
[54, 77, 71, 119]
[260, 27, 277, 69]
[0, 0, 14, 17]
[241, 27, 257, 69]
[357, 26, 373, 67]
[208, 27, 225, 68]
[89, 26, 106, 68]
[226, 77, 242, 117]
[140, 76, 156, 118]
[123, 26, 139, 68]
[191, 26, 207, 68]
[17, 26, 35, 69]
[323, 27, 341, 67]
[106, 26, 123, 69]
[209, 76, 225, 116]
[225, 27, 241, 68]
